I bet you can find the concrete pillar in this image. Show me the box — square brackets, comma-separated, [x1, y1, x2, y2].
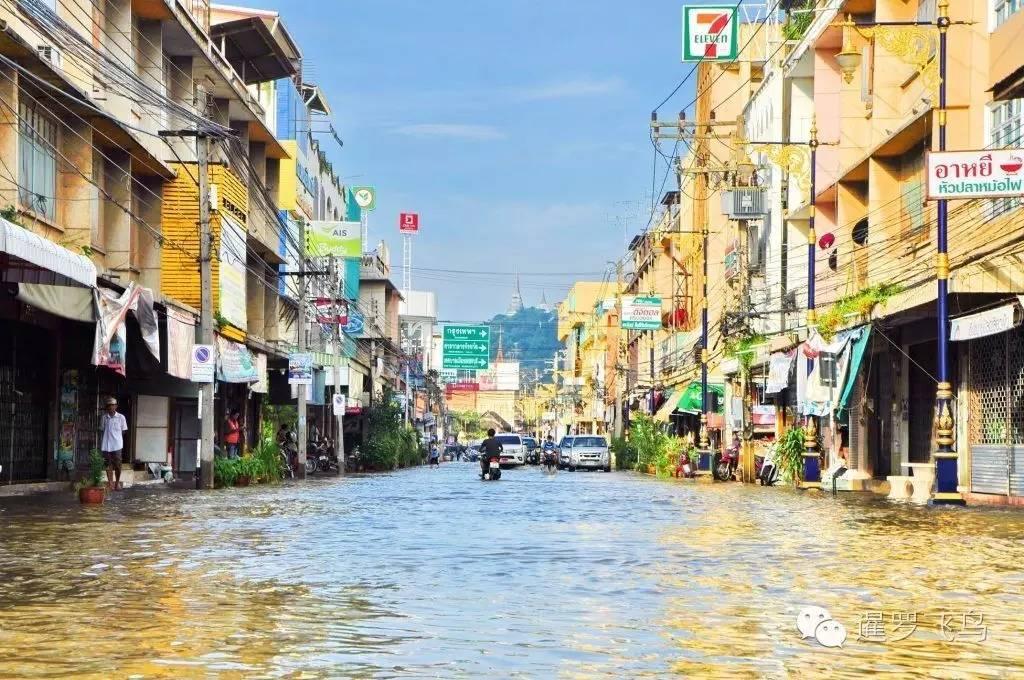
[0, 64, 18, 210]
[135, 175, 163, 290]
[59, 120, 95, 253]
[102, 149, 133, 274]
[263, 288, 280, 342]
[246, 260, 266, 338]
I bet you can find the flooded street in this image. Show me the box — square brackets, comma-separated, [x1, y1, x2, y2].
[2, 466, 1024, 678]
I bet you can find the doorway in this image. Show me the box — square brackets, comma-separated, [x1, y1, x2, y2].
[173, 399, 199, 475]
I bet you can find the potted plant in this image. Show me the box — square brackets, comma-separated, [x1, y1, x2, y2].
[78, 449, 106, 504]
[235, 456, 256, 486]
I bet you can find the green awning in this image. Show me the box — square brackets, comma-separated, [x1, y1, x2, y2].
[836, 327, 871, 422]
[675, 381, 725, 414]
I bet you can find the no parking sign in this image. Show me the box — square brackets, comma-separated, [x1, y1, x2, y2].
[191, 344, 214, 383]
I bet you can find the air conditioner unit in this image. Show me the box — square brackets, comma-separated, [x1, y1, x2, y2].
[721, 188, 767, 219]
[37, 45, 61, 68]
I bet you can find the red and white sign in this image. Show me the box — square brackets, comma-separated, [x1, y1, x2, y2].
[313, 298, 349, 325]
[926, 149, 1024, 200]
[445, 381, 480, 393]
[399, 212, 420, 233]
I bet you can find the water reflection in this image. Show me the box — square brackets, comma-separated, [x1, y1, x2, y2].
[1, 467, 1023, 677]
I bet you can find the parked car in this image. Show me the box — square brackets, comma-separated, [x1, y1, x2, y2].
[495, 433, 526, 466]
[522, 436, 539, 464]
[568, 435, 611, 472]
[557, 436, 575, 470]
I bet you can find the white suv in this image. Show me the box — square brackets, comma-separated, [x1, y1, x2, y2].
[495, 433, 526, 466]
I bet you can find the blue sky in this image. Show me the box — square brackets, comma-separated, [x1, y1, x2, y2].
[245, 0, 702, 319]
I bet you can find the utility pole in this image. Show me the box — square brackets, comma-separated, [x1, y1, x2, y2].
[614, 260, 625, 439]
[296, 218, 308, 479]
[333, 256, 345, 476]
[196, 123, 215, 490]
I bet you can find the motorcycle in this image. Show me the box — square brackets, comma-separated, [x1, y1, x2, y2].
[278, 430, 297, 479]
[542, 448, 557, 472]
[714, 444, 739, 482]
[306, 437, 338, 474]
[481, 454, 502, 481]
[756, 444, 780, 486]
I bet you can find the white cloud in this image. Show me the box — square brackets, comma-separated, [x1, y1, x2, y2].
[513, 77, 625, 102]
[390, 123, 506, 141]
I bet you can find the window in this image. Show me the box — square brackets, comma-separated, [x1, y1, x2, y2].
[18, 94, 58, 221]
[989, 98, 1024, 216]
[819, 352, 838, 387]
[995, 0, 1022, 29]
[899, 151, 926, 237]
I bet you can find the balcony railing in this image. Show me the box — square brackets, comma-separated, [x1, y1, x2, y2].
[179, 0, 210, 33]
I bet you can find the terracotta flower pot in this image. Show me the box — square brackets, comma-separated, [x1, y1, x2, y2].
[79, 486, 106, 505]
[236, 475, 251, 487]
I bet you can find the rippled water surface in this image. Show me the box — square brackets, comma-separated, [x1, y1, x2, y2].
[2, 465, 1024, 678]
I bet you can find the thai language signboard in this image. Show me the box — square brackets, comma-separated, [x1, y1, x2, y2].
[927, 150, 1024, 200]
[442, 324, 490, 370]
[621, 296, 663, 330]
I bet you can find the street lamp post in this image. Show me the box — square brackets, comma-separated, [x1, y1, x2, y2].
[833, 1, 963, 504]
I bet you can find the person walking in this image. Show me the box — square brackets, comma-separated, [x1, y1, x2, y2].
[224, 409, 242, 459]
[99, 397, 128, 490]
[428, 443, 441, 468]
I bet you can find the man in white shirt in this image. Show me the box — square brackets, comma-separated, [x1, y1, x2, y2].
[99, 397, 128, 490]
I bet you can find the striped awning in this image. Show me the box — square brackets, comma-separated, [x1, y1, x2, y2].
[1, 218, 96, 287]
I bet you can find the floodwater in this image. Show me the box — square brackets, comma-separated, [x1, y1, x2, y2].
[1, 465, 1023, 678]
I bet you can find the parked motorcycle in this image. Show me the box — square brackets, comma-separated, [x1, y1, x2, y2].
[756, 444, 780, 486]
[306, 437, 338, 474]
[714, 445, 739, 482]
[481, 454, 502, 481]
[278, 429, 297, 479]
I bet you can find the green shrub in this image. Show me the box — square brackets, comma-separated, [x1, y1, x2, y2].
[363, 388, 422, 470]
[214, 456, 240, 487]
[610, 435, 638, 470]
[776, 426, 807, 484]
[630, 413, 682, 476]
[251, 437, 282, 482]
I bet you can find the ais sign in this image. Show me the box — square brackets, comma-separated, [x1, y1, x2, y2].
[682, 5, 738, 62]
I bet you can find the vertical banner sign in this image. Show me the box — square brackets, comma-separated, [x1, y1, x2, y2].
[219, 215, 248, 330]
[352, 186, 377, 211]
[399, 212, 420, 234]
[682, 5, 738, 62]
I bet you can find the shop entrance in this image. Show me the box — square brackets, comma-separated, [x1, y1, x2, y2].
[0, 323, 52, 483]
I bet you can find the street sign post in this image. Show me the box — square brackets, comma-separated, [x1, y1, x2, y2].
[442, 324, 490, 370]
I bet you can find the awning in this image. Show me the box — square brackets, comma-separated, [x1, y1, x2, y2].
[210, 15, 301, 84]
[680, 381, 725, 414]
[16, 283, 94, 322]
[653, 389, 677, 422]
[1, 218, 96, 287]
[836, 327, 872, 422]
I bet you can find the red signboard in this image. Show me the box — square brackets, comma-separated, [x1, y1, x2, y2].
[399, 212, 419, 233]
[446, 381, 479, 392]
[313, 298, 349, 325]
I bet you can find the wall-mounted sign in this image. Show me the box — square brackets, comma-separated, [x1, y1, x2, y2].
[682, 5, 738, 62]
[191, 344, 215, 383]
[927, 150, 1024, 200]
[621, 296, 663, 330]
[307, 221, 362, 257]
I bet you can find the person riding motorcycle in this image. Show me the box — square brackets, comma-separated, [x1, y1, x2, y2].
[542, 435, 557, 468]
[479, 428, 503, 477]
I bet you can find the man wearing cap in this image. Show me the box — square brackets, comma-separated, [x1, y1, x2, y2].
[99, 397, 129, 490]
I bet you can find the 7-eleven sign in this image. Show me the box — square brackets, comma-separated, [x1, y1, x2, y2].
[682, 5, 738, 62]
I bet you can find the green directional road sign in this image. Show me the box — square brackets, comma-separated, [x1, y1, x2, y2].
[442, 324, 490, 370]
[443, 355, 489, 370]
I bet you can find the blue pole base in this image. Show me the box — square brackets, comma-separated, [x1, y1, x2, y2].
[697, 450, 713, 473]
[931, 454, 965, 505]
[800, 453, 821, 489]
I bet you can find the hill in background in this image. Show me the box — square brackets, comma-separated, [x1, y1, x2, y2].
[486, 306, 559, 384]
